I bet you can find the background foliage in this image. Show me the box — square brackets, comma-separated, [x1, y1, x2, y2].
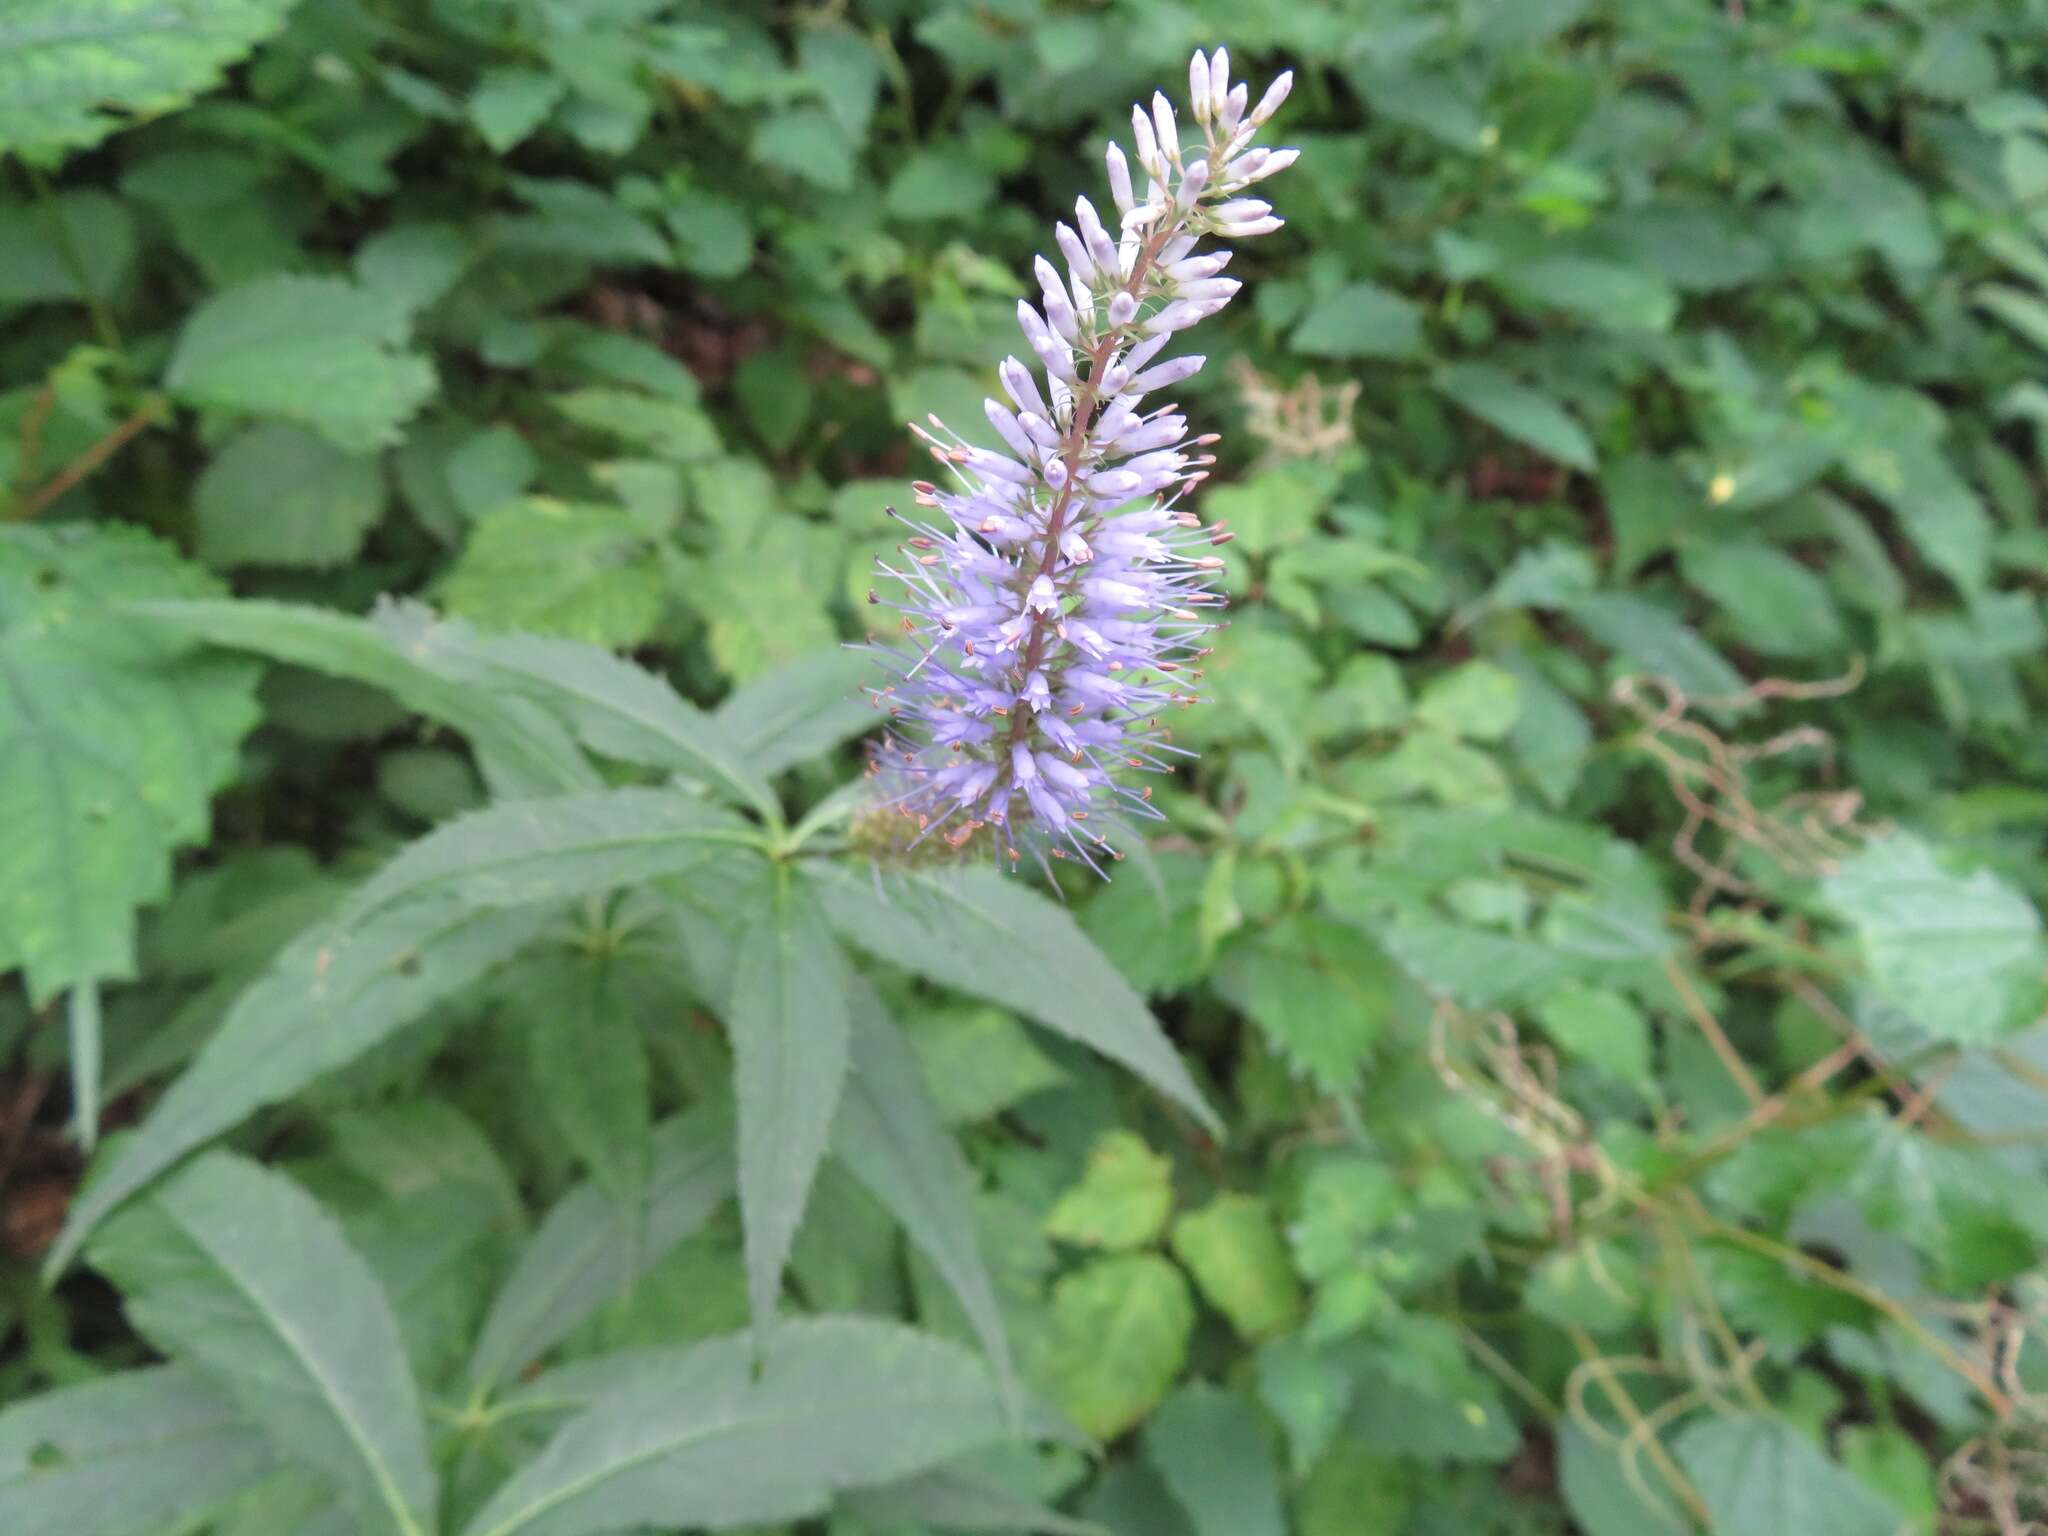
[4, 1, 2048, 1533]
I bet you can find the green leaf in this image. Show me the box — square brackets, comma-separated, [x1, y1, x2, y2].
[89, 1154, 437, 1536]
[0, 189, 134, 302]
[0, 1366, 274, 1535]
[0, 0, 298, 161]
[1214, 916, 1393, 1093]
[1822, 834, 2044, 1043]
[1255, 1336, 1354, 1476]
[810, 863, 1216, 1130]
[194, 423, 384, 570]
[1434, 363, 1596, 472]
[887, 147, 998, 221]
[522, 951, 653, 1226]
[461, 1319, 1038, 1536]
[728, 870, 853, 1330]
[1040, 1254, 1194, 1441]
[905, 1003, 1067, 1124]
[468, 1106, 734, 1392]
[133, 598, 596, 799]
[1290, 281, 1425, 359]
[1680, 541, 1845, 658]
[0, 526, 260, 1003]
[713, 645, 877, 778]
[1568, 592, 1749, 705]
[165, 276, 436, 453]
[1414, 660, 1523, 741]
[1143, 1385, 1287, 1536]
[1536, 985, 1653, 1089]
[1497, 257, 1677, 332]
[341, 788, 756, 928]
[469, 68, 563, 153]
[439, 499, 665, 650]
[1044, 1131, 1174, 1252]
[843, 1464, 1103, 1536]
[1673, 1414, 1903, 1536]
[1170, 1194, 1303, 1341]
[751, 105, 857, 190]
[415, 622, 780, 820]
[47, 897, 551, 1275]
[832, 980, 1011, 1389]
[1557, 1421, 1687, 1536]
[1526, 1239, 1643, 1333]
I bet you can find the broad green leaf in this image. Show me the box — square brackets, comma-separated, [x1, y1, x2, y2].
[135, 598, 595, 798]
[1818, 377, 1989, 594]
[165, 276, 435, 453]
[811, 863, 1215, 1129]
[713, 645, 878, 778]
[1557, 1421, 1687, 1536]
[439, 500, 665, 650]
[1290, 280, 1424, 359]
[0, 1366, 274, 1535]
[1536, 984, 1653, 1089]
[1434, 363, 1596, 472]
[1414, 660, 1523, 741]
[194, 423, 384, 570]
[0, 189, 134, 301]
[1497, 257, 1677, 332]
[0, 0, 298, 161]
[1255, 1336, 1355, 1475]
[1673, 1414, 1903, 1536]
[1044, 1131, 1174, 1252]
[1822, 834, 2044, 1043]
[1039, 1254, 1194, 1440]
[1526, 1239, 1643, 1333]
[461, 1319, 1038, 1536]
[0, 526, 260, 1003]
[1680, 540, 1845, 658]
[469, 68, 564, 153]
[1170, 1194, 1303, 1341]
[1347, 1316, 1517, 1462]
[1214, 916, 1393, 1093]
[728, 870, 852, 1329]
[1569, 591, 1749, 706]
[1143, 1385, 1286, 1536]
[340, 788, 756, 928]
[47, 896, 550, 1274]
[468, 1106, 734, 1391]
[906, 1003, 1068, 1124]
[89, 1154, 436, 1536]
[832, 980, 1011, 1390]
[751, 105, 857, 190]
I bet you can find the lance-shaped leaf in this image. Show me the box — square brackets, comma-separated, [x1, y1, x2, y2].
[135, 598, 594, 798]
[47, 897, 550, 1274]
[810, 863, 1216, 1130]
[0, 1365, 274, 1535]
[0, 526, 261, 1005]
[88, 1154, 437, 1536]
[832, 979, 1008, 1389]
[714, 645, 879, 777]
[842, 1462, 1106, 1536]
[460, 1319, 1049, 1536]
[406, 617, 780, 820]
[469, 1105, 735, 1392]
[339, 787, 759, 927]
[728, 870, 852, 1329]
[0, 0, 298, 161]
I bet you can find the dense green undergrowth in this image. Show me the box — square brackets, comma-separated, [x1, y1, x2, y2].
[4, 2, 2048, 1534]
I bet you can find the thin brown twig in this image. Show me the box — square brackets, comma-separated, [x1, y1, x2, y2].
[7, 395, 164, 523]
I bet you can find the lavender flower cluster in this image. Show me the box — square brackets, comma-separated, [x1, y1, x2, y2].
[864, 49, 1295, 875]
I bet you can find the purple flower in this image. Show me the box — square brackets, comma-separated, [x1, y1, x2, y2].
[863, 49, 1295, 876]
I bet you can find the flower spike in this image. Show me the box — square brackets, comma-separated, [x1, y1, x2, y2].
[860, 49, 1296, 875]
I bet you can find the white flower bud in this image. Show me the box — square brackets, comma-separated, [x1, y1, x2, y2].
[1131, 105, 1164, 178]
[1151, 92, 1180, 166]
[1128, 354, 1205, 392]
[1108, 291, 1137, 328]
[1189, 51, 1212, 123]
[1219, 82, 1248, 136]
[1105, 142, 1135, 213]
[1249, 70, 1293, 127]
